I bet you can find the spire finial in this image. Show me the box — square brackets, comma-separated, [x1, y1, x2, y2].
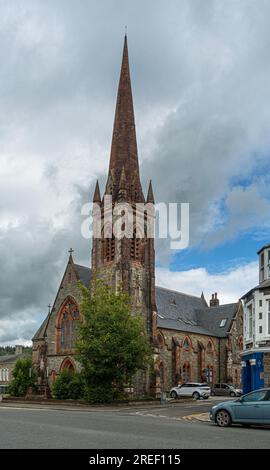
[125, 25, 127, 36]
[93, 179, 101, 203]
[68, 248, 74, 262]
[147, 180, 155, 204]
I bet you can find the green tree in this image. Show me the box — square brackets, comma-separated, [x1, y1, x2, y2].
[9, 358, 37, 397]
[52, 370, 85, 400]
[76, 280, 153, 403]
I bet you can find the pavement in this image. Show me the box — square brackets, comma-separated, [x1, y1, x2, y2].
[0, 396, 270, 449]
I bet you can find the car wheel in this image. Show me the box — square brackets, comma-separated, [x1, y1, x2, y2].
[230, 391, 236, 397]
[215, 409, 232, 427]
[170, 391, 178, 399]
[211, 391, 216, 396]
[192, 391, 200, 400]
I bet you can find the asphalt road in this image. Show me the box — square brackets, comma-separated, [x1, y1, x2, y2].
[0, 401, 269, 449]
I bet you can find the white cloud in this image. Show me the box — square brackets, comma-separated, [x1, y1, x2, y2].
[156, 261, 258, 305]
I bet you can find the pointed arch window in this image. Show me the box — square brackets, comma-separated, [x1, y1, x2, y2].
[207, 340, 214, 354]
[182, 363, 191, 383]
[182, 336, 191, 351]
[205, 365, 214, 384]
[104, 235, 115, 262]
[58, 300, 80, 353]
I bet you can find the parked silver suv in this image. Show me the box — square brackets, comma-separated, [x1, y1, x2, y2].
[211, 383, 242, 397]
[170, 382, 211, 400]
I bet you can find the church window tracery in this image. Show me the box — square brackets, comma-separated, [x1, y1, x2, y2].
[58, 300, 80, 353]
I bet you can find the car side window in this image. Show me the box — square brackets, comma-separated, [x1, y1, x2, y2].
[215, 384, 220, 389]
[242, 391, 267, 402]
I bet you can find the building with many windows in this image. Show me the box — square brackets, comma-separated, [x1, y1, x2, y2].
[0, 346, 30, 394]
[241, 244, 270, 393]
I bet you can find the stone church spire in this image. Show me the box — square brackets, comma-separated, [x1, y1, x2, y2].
[105, 35, 144, 202]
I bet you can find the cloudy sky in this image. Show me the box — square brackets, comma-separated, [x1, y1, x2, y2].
[0, 0, 270, 345]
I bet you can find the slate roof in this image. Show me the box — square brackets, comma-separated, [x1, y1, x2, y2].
[195, 303, 239, 338]
[241, 279, 270, 299]
[32, 315, 50, 341]
[74, 264, 92, 287]
[156, 286, 238, 338]
[33, 264, 239, 341]
[0, 351, 31, 364]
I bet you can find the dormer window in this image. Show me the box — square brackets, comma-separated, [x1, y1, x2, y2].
[220, 319, 227, 328]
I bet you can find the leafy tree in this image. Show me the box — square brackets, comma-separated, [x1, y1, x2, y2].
[9, 358, 37, 397]
[0, 346, 15, 356]
[52, 370, 85, 400]
[76, 280, 153, 403]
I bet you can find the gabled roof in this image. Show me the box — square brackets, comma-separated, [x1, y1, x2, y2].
[32, 314, 50, 341]
[241, 278, 270, 299]
[195, 303, 239, 338]
[156, 286, 238, 338]
[32, 262, 239, 341]
[0, 351, 31, 364]
[74, 264, 92, 287]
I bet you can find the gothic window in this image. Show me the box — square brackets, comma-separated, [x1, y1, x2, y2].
[58, 300, 80, 353]
[207, 340, 214, 353]
[182, 336, 191, 350]
[205, 365, 214, 384]
[182, 363, 191, 383]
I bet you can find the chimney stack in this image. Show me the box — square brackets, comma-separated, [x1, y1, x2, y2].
[15, 345, 24, 355]
[210, 292, 219, 307]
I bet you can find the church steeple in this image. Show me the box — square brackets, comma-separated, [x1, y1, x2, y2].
[105, 35, 144, 202]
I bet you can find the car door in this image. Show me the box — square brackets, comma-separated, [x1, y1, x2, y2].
[221, 384, 230, 396]
[259, 390, 270, 424]
[179, 384, 189, 397]
[215, 384, 222, 396]
[234, 390, 269, 424]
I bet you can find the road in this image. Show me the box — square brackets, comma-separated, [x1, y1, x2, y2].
[0, 398, 269, 449]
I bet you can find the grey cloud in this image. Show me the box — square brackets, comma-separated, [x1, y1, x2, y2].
[1, 0, 270, 343]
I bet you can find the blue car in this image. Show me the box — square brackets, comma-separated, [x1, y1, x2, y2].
[210, 388, 270, 427]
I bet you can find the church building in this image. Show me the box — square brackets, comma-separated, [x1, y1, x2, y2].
[32, 36, 243, 396]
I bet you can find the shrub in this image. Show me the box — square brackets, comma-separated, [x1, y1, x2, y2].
[52, 370, 84, 400]
[9, 358, 37, 397]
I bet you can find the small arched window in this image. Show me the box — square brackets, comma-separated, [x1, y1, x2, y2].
[58, 300, 80, 353]
[182, 336, 191, 350]
[207, 340, 214, 353]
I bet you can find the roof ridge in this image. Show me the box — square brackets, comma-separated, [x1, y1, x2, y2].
[74, 264, 91, 271]
[156, 285, 203, 300]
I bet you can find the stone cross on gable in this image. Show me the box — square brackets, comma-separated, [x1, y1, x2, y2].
[68, 248, 74, 255]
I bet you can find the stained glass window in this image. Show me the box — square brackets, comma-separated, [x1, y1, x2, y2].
[58, 300, 80, 353]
